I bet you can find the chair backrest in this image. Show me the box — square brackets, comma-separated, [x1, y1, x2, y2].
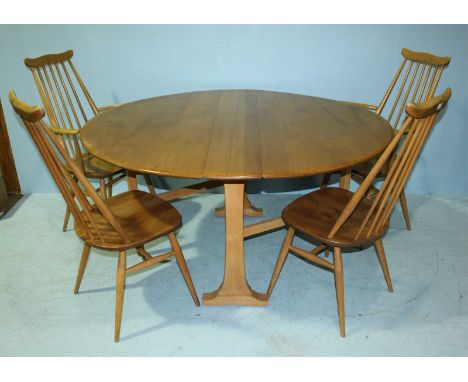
[329, 87, 452, 241]
[24, 50, 99, 160]
[376, 48, 450, 131]
[9, 90, 128, 245]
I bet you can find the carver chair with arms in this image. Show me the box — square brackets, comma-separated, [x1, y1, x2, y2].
[323, 48, 451, 231]
[24, 49, 156, 231]
[10, 90, 200, 342]
[269, 88, 451, 337]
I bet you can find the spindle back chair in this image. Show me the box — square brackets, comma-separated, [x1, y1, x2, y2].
[10, 90, 123, 244]
[325, 48, 450, 230]
[268, 88, 451, 337]
[9, 90, 199, 342]
[24, 50, 155, 230]
[333, 88, 450, 242]
[24, 50, 99, 162]
[375, 48, 450, 132]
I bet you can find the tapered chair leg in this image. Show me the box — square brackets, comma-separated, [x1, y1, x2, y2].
[144, 174, 156, 195]
[320, 173, 331, 189]
[374, 239, 393, 292]
[107, 176, 113, 198]
[74, 244, 91, 294]
[267, 227, 295, 297]
[168, 233, 200, 306]
[333, 247, 345, 337]
[63, 207, 71, 232]
[399, 190, 411, 231]
[100, 178, 107, 199]
[115, 250, 126, 343]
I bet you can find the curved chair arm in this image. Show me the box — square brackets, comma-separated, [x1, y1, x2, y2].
[342, 101, 378, 111]
[98, 104, 121, 112]
[50, 125, 79, 135]
[46, 122, 85, 172]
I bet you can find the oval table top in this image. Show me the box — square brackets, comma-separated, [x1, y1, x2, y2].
[81, 90, 393, 180]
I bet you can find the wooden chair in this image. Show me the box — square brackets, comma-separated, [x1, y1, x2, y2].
[24, 49, 156, 231]
[323, 48, 451, 231]
[9, 90, 200, 342]
[268, 88, 451, 337]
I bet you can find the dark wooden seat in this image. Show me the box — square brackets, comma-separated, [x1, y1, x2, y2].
[322, 48, 451, 231]
[24, 49, 155, 231]
[9, 91, 199, 342]
[282, 188, 388, 248]
[352, 157, 387, 179]
[269, 88, 452, 337]
[75, 190, 181, 250]
[67, 153, 124, 179]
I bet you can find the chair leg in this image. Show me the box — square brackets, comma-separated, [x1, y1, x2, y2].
[324, 247, 330, 258]
[100, 178, 107, 199]
[168, 232, 200, 306]
[267, 227, 295, 297]
[144, 174, 156, 195]
[339, 168, 351, 190]
[115, 250, 126, 343]
[320, 173, 331, 189]
[399, 190, 411, 231]
[63, 207, 71, 232]
[333, 247, 345, 337]
[107, 176, 113, 198]
[374, 239, 393, 292]
[74, 244, 91, 294]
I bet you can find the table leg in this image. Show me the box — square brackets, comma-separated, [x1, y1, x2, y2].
[214, 191, 263, 217]
[339, 168, 351, 190]
[203, 182, 268, 306]
[127, 170, 137, 191]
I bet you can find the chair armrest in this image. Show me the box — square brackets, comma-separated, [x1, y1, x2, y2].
[394, 128, 409, 136]
[98, 104, 121, 112]
[342, 101, 378, 111]
[50, 126, 79, 135]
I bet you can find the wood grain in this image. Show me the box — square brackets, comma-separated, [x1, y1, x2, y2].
[80, 89, 394, 307]
[203, 182, 268, 306]
[10, 90, 199, 342]
[401, 48, 450, 66]
[0, 98, 21, 193]
[267, 88, 451, 337]
[0, 97, 23, 218]
[81, 90, 394, 180]
[322, 47, 451, 232]
[24, 49, 155, 231]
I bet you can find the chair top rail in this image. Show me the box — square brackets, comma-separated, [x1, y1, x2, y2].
[401, 48, 451, 66]
[24, 50, 74, 68]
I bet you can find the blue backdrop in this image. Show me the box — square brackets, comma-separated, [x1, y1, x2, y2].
[1, 25, 466, 193]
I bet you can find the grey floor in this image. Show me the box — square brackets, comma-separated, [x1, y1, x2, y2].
[0, 192, 467, 356]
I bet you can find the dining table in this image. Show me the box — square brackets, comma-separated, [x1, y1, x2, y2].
[80, 89, 394, 307]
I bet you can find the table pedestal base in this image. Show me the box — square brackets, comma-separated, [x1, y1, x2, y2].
[214, 192, 263, 217]
[203, 288, 268, 306]
[204, 182, 267, 306]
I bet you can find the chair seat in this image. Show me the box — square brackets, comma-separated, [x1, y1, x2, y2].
[67, 153, 124, 179]
[75, 190, 181, 250]
[352, 157, 387, 178]
[282, 188, 388, 248]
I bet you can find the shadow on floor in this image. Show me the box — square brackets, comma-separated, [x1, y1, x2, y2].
[116, 191, 446, 342]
